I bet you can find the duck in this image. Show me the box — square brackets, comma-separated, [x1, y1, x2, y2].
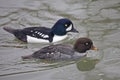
[22, 37, 98, 60]
[3, 18, 78, 43]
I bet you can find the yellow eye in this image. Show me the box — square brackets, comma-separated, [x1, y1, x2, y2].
[65, 24, 68, 27]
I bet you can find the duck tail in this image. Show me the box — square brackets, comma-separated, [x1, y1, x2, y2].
[21, 55, 33, 59]
[3, 27, 16, 34]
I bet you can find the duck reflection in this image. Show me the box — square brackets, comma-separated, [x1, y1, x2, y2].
[76, 57, 99, 71]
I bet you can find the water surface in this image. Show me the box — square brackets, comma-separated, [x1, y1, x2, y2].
[0, 0, 120, 80]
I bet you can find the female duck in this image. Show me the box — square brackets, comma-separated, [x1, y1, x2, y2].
[22, 38, 98, 60]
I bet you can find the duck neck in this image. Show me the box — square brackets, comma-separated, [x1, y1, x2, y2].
[48, 32, 54, 42]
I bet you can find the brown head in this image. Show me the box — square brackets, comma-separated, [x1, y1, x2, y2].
[74, 38, 98, 53]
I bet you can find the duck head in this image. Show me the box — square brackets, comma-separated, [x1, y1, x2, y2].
[74, 38, 98, 53]
[50, 18, 79, 35]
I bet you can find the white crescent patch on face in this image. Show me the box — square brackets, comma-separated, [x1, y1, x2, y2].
[66, 24, 72, 31]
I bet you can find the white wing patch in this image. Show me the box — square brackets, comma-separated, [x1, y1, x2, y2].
[66, 24, 72, 31]
[30, 30, 49, 38]
[43, 35, 49, 38]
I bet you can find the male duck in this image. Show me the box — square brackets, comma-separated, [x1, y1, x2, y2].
[3, 18, 78, 43]
[22, 38, 98, 60]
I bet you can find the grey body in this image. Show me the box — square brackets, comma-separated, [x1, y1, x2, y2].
[22, 38, 97, 60]
[23, 44, 86, 60]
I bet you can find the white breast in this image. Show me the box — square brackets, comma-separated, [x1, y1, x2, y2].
[27, 35, 68, 43]
[53, 35, 68, 43]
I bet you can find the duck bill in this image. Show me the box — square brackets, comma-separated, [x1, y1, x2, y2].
[70, 28, 79, 33]
[90, 45, 98, 51]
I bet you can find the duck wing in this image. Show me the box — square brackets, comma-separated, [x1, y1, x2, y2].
[22, 27, 51, 39]
[3, 27, 51, 42]
[31, 44, 75, 60]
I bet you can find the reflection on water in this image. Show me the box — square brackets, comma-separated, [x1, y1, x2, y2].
[76, 58, 99, 71]
[0, 0, 120, 80]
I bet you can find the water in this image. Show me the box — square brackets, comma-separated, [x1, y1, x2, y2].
[0, 0, 120, 80]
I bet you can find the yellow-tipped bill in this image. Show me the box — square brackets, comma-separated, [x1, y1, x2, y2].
[90, 45, 98, 51]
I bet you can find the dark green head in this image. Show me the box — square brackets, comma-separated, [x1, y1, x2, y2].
[51, 18, 78, 35]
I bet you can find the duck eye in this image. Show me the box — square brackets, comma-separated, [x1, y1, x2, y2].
[85, 42, 89, 46]
[64, 24, 68, 27]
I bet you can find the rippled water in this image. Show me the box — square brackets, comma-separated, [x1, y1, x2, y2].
[0, 0, 120, 80]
